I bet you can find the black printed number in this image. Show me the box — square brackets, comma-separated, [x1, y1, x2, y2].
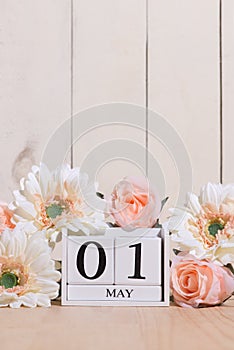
[76, 241, 106, 280]
[128, 243, 146, 280]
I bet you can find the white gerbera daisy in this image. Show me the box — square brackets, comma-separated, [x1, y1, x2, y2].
[11, 164, 107, 242]
[169, 183, 234, 266]
[0, 224, 60, 308]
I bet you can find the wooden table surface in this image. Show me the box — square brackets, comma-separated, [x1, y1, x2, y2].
[1, 298, 234, 350]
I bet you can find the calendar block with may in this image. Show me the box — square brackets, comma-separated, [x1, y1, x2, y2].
[62, 176, 170, 306]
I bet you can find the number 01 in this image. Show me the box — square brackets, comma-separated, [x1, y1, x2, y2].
[76, 241, 146, 281]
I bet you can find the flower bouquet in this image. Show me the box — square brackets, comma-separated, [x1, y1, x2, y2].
[1, 161, 234, 308]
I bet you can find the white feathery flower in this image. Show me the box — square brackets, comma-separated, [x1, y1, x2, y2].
[10, 164, 107, 242]
[169, 183, 234, 266]
[0, 224, 60, 308]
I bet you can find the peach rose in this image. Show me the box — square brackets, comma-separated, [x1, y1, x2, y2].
[171, 253, 234, 308]
[0, 203, 15, 233]
[108, 176, 161, 229]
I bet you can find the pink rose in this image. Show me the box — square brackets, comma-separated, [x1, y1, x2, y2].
[108, 176, 161, 229]
[171, 253, 234, 308]
[0, 203, 15, 234]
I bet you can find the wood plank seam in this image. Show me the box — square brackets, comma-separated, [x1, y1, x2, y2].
[219, 0, 223, 183]
[146, 0, 149, 176]
[71, 0, 74, 168]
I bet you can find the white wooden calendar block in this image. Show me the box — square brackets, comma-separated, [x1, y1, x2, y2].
[67, 285, 162, 302]
[115, 237, 161, 285]
[62, 225, 170, 306]
[67, 236, 114, 285]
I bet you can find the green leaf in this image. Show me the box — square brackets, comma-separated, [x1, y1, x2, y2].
[107, 222, 119, 228]
[161, 196, 169, 211]
[225, 263, 234, 275]
[173, 248, 181, 256]
[152, 219, 162, 228]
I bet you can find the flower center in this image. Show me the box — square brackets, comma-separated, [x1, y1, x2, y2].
[45, 203, 64, 219]
[208, 222, 224, 237]
[207, 219, 225, 237]
[0, 272, 18, 289]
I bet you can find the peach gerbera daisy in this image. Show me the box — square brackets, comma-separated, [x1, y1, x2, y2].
[0, 224, 60, 308]
[169, 183, 234, 266]
[10, 164, 107, 242]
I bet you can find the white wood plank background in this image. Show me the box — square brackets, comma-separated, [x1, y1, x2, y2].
[148, 0, 220, 215]
[0, 0, 71, 201]
[72, 0, 147, 195]
[0, 0, 231, 211]
[223, 0, 234, 184]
